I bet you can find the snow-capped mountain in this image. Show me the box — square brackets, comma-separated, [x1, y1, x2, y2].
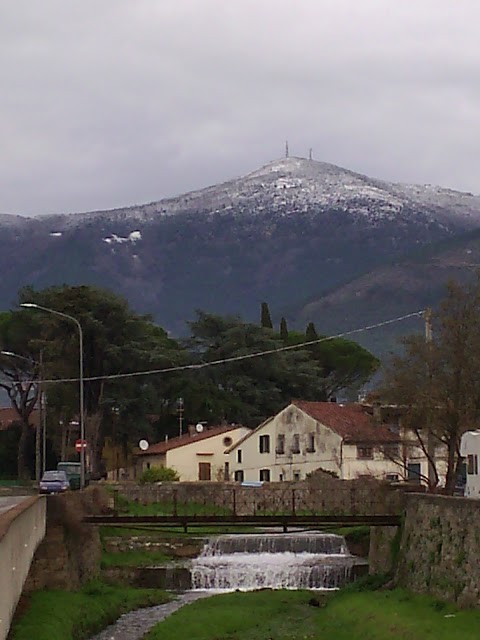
[1, 157, 480, 347]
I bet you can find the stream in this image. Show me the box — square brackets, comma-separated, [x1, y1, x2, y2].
[89, 530, 363, 640]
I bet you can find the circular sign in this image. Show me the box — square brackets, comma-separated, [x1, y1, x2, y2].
[139, 439, 149, 451]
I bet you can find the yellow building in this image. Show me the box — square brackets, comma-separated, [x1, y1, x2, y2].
[136, 424, 251, 481]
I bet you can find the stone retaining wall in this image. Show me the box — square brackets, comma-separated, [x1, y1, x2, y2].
[24, 487, 108, 592]
[396, 494, 480, 607]
[115, 475, 405, 515]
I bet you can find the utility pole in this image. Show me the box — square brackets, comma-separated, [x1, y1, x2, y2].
[35, 351, 44, 483]
[309, 148, 313, 160]
[424, 308, 436, 489]
[285, 140, 289, 158]
[177, 397, 184, 437]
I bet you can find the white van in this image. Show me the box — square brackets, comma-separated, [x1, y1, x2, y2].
[459, 431, 480, 498]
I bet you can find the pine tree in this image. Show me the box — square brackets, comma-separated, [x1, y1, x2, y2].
[280, 317, 288, 341]
[260, 302, 273, 329]
[306, 322, 318, 341]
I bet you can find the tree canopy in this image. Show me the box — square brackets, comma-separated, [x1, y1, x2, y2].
[381, 276, 480, 494]
[0, 285, 379, 478]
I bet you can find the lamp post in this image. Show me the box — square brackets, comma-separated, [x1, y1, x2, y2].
[1, 350, 44, 481]
[20, 303, 85, 489]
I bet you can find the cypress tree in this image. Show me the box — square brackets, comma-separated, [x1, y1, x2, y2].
[306, 322, 318, 341]
[260, 302, 273, 329]
[280, 317, 289, 341]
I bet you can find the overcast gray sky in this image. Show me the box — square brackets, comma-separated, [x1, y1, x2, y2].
[1, 0, 480, 215]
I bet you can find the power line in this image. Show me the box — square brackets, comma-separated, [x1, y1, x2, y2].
[17, 309, 424, 386]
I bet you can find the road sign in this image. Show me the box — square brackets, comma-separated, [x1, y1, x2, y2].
[75, 439, 87, 452]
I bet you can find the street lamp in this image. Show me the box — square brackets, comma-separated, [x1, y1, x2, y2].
[20, 303, 85, 489]
[1, 350, 46, 480]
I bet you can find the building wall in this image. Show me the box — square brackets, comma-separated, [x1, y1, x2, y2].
[341, 443, 408, 481]
[139, 428, 250, 481]
[228, 404, 343, 482]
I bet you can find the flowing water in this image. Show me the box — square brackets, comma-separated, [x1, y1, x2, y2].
[88, 531, 363, 639]
[191, 532, 358, 591]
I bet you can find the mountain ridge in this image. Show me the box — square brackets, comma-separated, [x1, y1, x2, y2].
[2, 157, 480, 354]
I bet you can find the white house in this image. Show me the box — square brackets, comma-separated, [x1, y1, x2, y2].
[135, 424, 251, 481]
[226, 401, 404, 483]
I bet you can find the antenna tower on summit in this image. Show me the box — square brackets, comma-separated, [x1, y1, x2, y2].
[309, 148, 313, 160]
[285, 141, 289, 158]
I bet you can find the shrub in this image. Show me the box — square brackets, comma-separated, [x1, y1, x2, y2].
[139, 466, 179, 484]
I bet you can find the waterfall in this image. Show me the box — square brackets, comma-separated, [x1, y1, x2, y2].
[191, 532, 359, 591]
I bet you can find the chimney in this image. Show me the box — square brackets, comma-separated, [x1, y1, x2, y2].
[373, 401, 382, 423]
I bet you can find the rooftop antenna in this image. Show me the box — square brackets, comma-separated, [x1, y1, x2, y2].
[285, 140, 289, 158]
[309, 148, 313, 160]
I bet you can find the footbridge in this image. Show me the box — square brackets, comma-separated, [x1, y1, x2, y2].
[84, 483, 404, 530]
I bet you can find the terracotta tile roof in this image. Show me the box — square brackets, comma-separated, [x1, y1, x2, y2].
[0, 407, 39, 431]
[293, 400, 399, 443]
[136, 425, 248, 455]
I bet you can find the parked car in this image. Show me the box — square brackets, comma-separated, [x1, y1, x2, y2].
[39, 470, 70, 494]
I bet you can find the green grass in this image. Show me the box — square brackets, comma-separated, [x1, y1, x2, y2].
[144, 589, 480, 640]
[99, 525, 258, 538]
[10, 580, 170, 640]
[113, 493, 232, 517]
[101, 549, 171, 567]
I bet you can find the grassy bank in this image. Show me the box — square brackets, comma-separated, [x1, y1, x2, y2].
[10, 581, 170, 640]
[101, 549, 172, 567]
[145, 588, 480, 640]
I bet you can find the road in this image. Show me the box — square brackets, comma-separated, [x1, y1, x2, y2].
[0, 496, 30, 516]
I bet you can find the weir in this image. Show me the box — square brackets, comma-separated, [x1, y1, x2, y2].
[191, 532, 361, 591]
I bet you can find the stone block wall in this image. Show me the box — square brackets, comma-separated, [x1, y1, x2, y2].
[396, 494, 480, 607]
[115, 475, 405, 516]
[24, 487, 108, 592]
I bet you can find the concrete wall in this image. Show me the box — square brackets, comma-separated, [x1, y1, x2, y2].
[396, 494, 480, 607]
[0, 496, 46, 640]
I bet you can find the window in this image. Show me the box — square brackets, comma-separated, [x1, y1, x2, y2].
[259, 469, 271, 482]
[293, 471, 301, 481]
[386, 473, 399, 482]
[259, 434, 270, 453]
[382, 444, 400, 459]
[223, 436, 233, 447]
[291, 434, 300, 454]
[279, 473, 284, 481]
[237, 449, 242, 464]
[234, 470, 244, 482]
[276, 434, 285, 454]
[357, 446, 373, 459]
[467, 454, 479, 475]
[306, 433, 315, 453]
[224, 462, 230, 481]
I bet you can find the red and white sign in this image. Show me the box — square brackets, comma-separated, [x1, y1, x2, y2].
[75, 439, 87, 452]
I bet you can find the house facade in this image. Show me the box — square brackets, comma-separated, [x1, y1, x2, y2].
[226, 401, 405, 483]
[135, 424, 251, 481]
